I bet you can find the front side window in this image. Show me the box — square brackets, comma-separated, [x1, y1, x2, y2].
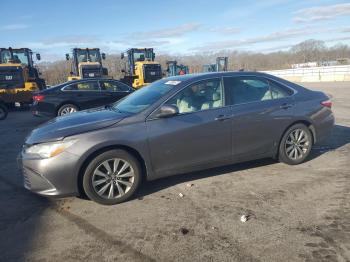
[165, 79, 223, 114]
[64, 81, 99, 91]
[224, 77, 272, 105]
[100, 81, 130, 92]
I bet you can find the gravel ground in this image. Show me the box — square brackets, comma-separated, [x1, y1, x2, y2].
[0, 82, 349, 262]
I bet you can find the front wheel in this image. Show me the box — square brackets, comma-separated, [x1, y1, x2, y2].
[279, 123, 313, 165]
[82, 150, 142, 205]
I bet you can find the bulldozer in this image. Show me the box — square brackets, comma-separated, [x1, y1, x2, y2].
[120, 48, 162, 89]
[202, 57, 228, 72]
[0, 47, 45, 108]
[166, 60, 189, 77]
[66, 48, 108, 81]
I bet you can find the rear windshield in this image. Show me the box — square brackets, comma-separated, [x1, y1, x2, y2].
[113, 80, 175, 114]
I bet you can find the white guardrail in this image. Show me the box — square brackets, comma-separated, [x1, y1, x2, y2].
[262, 65, 350, 82]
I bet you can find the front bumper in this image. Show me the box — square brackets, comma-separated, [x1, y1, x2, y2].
[18, 150, 81, 197]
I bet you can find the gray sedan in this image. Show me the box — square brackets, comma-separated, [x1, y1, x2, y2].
[19, 72, 334, 205]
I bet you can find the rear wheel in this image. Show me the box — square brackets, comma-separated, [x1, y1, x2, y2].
[82, 150, 142, 205]
[279, 123, 313, 165]
[0, 103, 8, 120]
[57, 104, 78, 116]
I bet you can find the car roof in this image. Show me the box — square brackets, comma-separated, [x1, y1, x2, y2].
[165, 71, 276, 82]
[63, 78, 121, 84]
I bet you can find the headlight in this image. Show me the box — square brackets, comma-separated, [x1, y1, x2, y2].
[24, 140, 77, 159]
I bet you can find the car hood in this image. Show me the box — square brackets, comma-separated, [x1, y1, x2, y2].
[26, 107, 129, 144]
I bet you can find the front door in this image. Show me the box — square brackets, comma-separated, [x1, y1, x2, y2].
[146, 78, 232, 175]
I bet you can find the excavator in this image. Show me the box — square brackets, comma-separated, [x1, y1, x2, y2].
[120, 48, 162, 89]
[66, 48, 108, 81]
[202, 57, 228, 72]
[0, 47, 45, 111]
[166, 60, 189, 77]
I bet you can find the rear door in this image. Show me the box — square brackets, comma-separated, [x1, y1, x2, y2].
[99, 80, 132, 104]
[223, 76, 295, 159]
[62, 80, 105, 109]
[146, 78, 232, 175]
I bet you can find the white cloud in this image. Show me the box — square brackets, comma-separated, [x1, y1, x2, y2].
[0, 24, 29, 31]
[294, 3, 350, 23]
[41, 35, 99, 45]
[129, 23, 201, 39]
[193, 27, 318, 51]
[208, 26, 240, 34]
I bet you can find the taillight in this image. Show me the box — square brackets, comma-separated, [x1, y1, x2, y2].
[321, 100, 332, 109]
[33, 95, 45, 102]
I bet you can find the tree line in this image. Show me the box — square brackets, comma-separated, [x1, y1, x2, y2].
[38, 39, 350, 86]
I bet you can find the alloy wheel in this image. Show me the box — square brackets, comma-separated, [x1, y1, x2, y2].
[284, 129, 310, 160]
[60, 106, 77, 116]
[92, 158, 135, 199]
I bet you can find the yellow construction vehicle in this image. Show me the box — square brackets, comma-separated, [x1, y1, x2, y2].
[66, 48, 108, 81]
[120, 48, 162, 89]
[0, 47, 45, 108]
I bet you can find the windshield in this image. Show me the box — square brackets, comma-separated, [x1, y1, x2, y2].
[0, 50, 30, 65]
[133, 50, 153, 62]
[76, 50, 101, 63]
[113, 80, 175, 114]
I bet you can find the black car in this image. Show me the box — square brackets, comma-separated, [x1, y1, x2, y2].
[32, 79, 133, 117]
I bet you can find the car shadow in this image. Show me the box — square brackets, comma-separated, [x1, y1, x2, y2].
[307, 124, 350, 161]
[136, 124, 350, 199]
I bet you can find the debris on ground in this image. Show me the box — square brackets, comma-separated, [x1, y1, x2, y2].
[180, 227, 189, 235]
[186, 183, 194, 188]
[240, 215, 250, 223]
[179, 193, 184, 198]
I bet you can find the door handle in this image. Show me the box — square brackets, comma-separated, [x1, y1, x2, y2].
[280, 103, 293, 109]
[215, 114, 232, 121]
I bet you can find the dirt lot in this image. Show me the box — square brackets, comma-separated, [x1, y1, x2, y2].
[0, 82, 349, 262]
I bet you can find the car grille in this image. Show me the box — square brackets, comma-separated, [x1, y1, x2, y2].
[81, 66, 102, 78]
[143, 64, 162, 84]
[0, 66, 24, 89]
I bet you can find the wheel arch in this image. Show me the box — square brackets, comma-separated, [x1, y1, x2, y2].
[275, 120, 316, 158]
[56, 101, 80, 116]
[77, 144, 147, 197]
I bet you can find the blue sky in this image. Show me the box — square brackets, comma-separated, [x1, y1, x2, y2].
[1, 0, 350, 61]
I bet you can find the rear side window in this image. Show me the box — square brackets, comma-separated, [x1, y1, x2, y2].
[100, 81, 131, 92]
[224, 77, 272, 105]
[268, 80, 293, 99]
[64, 81, 99, 91]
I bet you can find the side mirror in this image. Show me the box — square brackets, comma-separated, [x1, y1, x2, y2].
[156, 105, 178, 118]
[36, 53, 41, 60]
[121, 53, 124, 59]
[102, 53, 106, 60]
[65, 54, 70, 60]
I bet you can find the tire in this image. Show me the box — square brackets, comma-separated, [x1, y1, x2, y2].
[82, 150, 142, 205]
[57, 104, 78, 116]
[0, 103, 8, 120]
[279, 123, 313, 165]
